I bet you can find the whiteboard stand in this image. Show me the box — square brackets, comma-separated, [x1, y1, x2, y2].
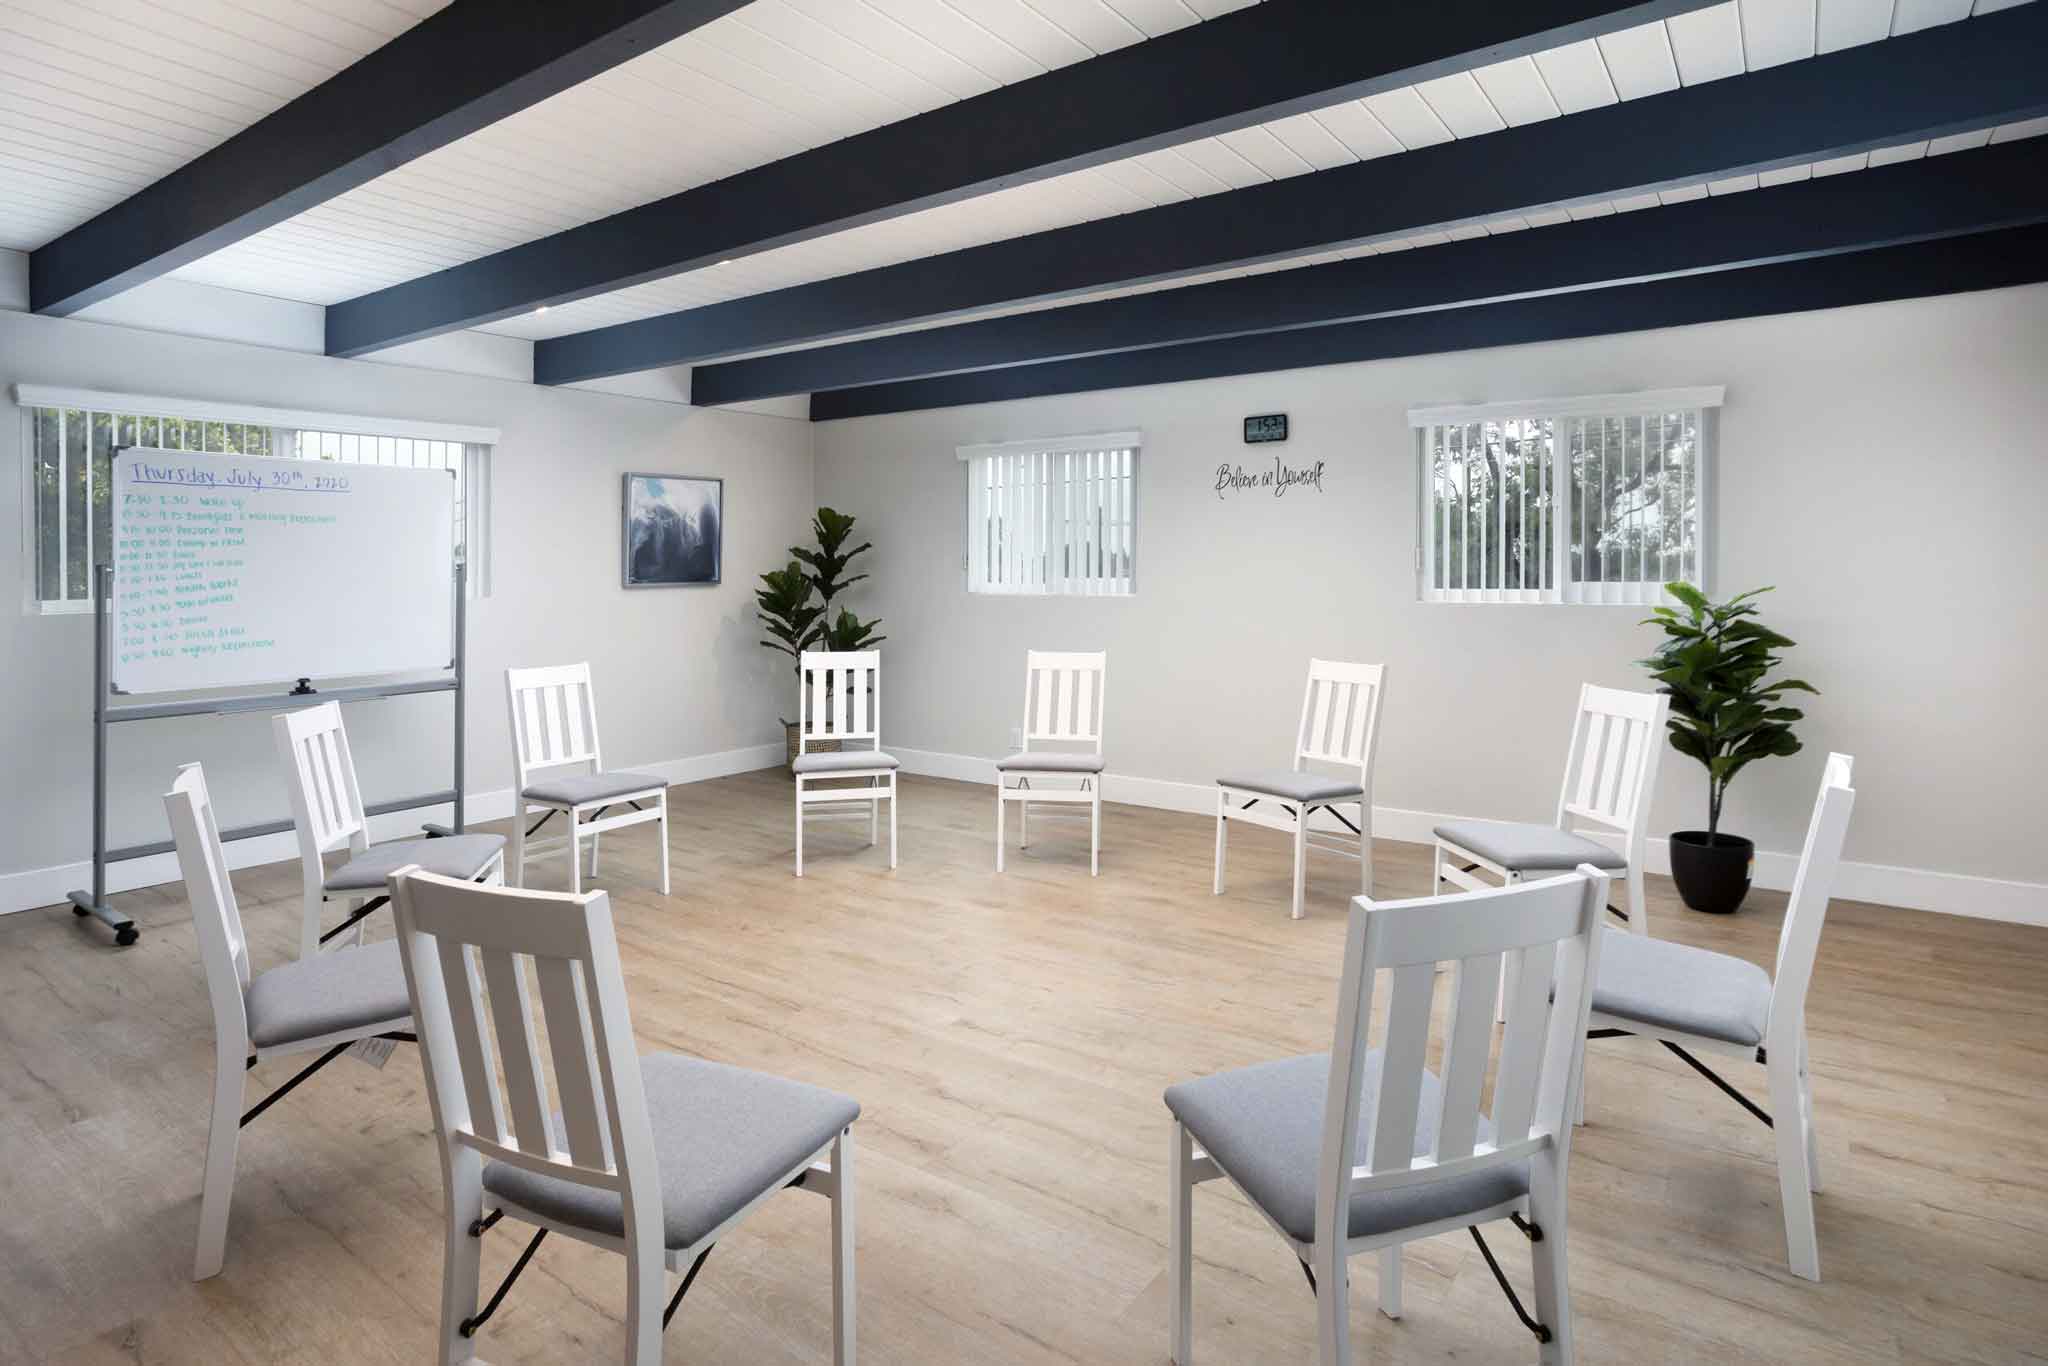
[67, 560, 471, 948]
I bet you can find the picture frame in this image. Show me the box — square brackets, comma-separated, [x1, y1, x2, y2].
[622, 472, 723, 588]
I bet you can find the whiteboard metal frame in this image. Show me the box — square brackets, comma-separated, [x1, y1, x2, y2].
[66, 561, 471, 949]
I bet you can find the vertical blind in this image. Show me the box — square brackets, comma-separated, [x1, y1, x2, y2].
[961, 432, 1138, 596]
[1413, 389, 1719, 605]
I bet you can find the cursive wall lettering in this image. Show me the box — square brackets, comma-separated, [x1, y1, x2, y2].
[1215, 455, 1326, 500]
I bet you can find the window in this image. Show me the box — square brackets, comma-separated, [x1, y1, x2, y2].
[961, 432, 1138, 596]
[17, 387, 496, 612]
[1412, 387, 1721, 605]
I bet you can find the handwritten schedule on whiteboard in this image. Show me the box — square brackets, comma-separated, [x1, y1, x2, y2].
[111, 449, 455, 695]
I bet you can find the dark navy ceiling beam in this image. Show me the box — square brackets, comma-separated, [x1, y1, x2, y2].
[29, 0, 752, 317]
[806, 225, 2048, 421]
[538, 4, 2048, 386]
[691, 142, 2048, 405]
[326, 0, 1722, 357]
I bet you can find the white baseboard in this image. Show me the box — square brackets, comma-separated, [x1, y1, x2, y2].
[889, 747, 2047, 928]
[0, 742, 784, 917]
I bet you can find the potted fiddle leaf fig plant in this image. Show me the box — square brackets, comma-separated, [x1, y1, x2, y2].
[1639, 583, 1817, 913]
[758, 509, 883, 772]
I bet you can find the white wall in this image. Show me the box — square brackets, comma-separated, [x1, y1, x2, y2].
[0, 303, 814, 910]
[814, 284, 2048, 917]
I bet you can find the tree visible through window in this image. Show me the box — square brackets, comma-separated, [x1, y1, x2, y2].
[1417, 392, 1714, 605]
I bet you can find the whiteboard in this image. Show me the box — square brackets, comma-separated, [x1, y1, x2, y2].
[111, 448, 455, 694]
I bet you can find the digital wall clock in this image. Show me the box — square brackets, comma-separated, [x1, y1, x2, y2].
[1243, 412, 1288, 444]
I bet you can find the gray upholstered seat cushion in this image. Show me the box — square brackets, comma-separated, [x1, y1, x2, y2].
[323, 833, 506, 892]
[1217, 769, 1365, 803]
[481, 1054, 860, 1251]
[244, 939, 411, 1049]
[792, 749, 899, 774]
[522, 770, 666, 806]
[1433, 819, 1627, 872]
[996, 751, 1105, 773]
[1164, 1052, 1527, 1245]
[1592, 932, 1774, 1047]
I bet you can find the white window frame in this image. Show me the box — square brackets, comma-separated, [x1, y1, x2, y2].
[15, 385, 497, 614]
[959, 430, 1140, 597]
[1410, 387, 1722, 606]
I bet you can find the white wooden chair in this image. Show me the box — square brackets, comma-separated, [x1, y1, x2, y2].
[1167, 865, 1609, 1365]
[164, 763, 417, 1281]
[996, 650, 1107, 876]
[794, 650, 898, 877]
[389, 866, 859, 1365]
[272, 701, 505, 958]
[1434, 683, 1668, 938]
[1584, 753, 1856, 1282]
[506, 663, 670, 896]
[1214, 660, 1385, 919]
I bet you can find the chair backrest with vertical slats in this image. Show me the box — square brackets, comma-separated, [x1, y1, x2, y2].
[164, 764, 254, 1044]
[1764, 753, 1856, 1046]
[506, 663, 605, 788]
[1293, 659, 1386, 780]
[799, 651, 882, 753]
[1313, 868, 1608, 1250]
[272, 702, 368, 859]
[1021, 650, 1107, 755]
[390, 869, 664, 1251]
[1554, 684, 1668, 840]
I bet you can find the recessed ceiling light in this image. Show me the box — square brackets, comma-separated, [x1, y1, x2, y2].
[535, 305, 549, 315]
[718, 259, 732, 266]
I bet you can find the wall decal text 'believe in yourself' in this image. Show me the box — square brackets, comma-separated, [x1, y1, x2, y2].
[1215, 455, 1326, 500]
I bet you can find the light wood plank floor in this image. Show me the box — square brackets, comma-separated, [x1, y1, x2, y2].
[1, 771, 2044, 1365]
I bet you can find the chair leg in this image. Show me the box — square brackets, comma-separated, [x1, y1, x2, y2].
[624, 1231, 665, 1366]
[509, 801, 526, 887]
[1169, 1122, 1194, 1365]
[887, 779, 898, 870]
[567, 809, 583, 895]
[192, 1043, 242, 1280]
[1529, 1169, 1573, 1366]
[1432, 841, 1444, 894]
[1290, 816, 1308, 921]
[1627, 865, 1648, 937]
[1800, 1032, 1822, 1193]
[1212, 791, 1228, 895]
[831, 1128, 857, 1366]
[590, 829, 602, 879]
[1090, 787, 1101, 877]
[869, 791, 879, 848]
[1376, 1245, 1402, 1320]
[1019, 790, 1029, 849]
[299, 884, 322, 960]
[1311, 1241, 1350, 1366]
[995, 786, 1006, 873]
[657, 793, 672, 898]
[1769, 1049, 1822, 1280]
[439, 1150, 484, 1365]
[1496, 870, 1520, 1025]
[795, 779, 806, 878]
[1358, 801, 1373, 900]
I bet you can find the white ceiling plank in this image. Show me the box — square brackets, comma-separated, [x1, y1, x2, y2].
[1988, 114, 2048, 141]
[1667, 3, 1749, 83]
[1866, 138, 1929, 164]
[1739, 0, 1819, 67]
[1308, 101, 1405, 160]
[1414, 71, 1507, 137]
[1757, 161, 1814, 184]
[1361, 87, 1454, 150]
[1597, 21, 1682, 99]
[1816, 0, 1896, 50]
[1657, 182, 1712, 204]
[859, 0, 1049, 84]
[1124, 145, 1236, 196]
[1216, 124, 1316, 179]
[1970, 0, 2032, 10]
[1925, 127, 1992, 153]
[1611, 190, 1663, 210]
[1090, 155, 1194, 204]
[1706, 171, 1759, 192]
[943, 0, 1098, 66]
[1810, 150, 1869, 174]
[1102, 0, 1205, 39]
[1891, 0, 1973, 31]
[1471, 55, 1562, 126]
[1168, 135, 1272, 189]
[1017, 0, 1147, 52]
[778, 0, 1000, 99]
[1261, 112, 1356, 171]
[1531, 40, 1620, 114]
[1565, 199, 1617, 220]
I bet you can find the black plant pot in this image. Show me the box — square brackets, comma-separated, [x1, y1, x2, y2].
[1669, 831, 1755, 914]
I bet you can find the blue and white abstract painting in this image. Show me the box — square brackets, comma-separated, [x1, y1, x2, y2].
[624, 473, 722, 586]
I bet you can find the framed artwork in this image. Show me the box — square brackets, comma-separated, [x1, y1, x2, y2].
[623, 473, 722, 587]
